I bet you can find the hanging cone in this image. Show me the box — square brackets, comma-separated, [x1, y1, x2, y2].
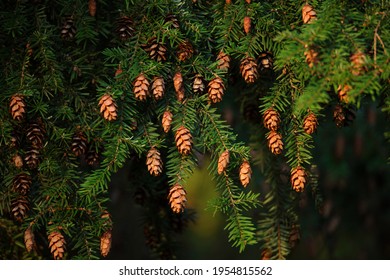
[267, 131, 283, 155]
[115, 65, 123, 77]
[303, 112, 318, 134]
[146, 147, 163, 176]
[143, 37, 167, 62]
[100, 230, 112, 257]
[88, 0, 96, 17]
[116, 16, 135, 40]
[175, 126, 192, 155]
[48, 231, 66, 260]
[12, 173, 32, 195]
[240, 57, 258, 83]
[150, 77, 165, 100]
[337, 84, 352, 103]
[86, 148, 99, 166]
[133, 73, 150, 101]
[258, 52, 273, 71]
[26, 120, 46, 149]
[208, 77, 225, 103]
[290, 166, 306, 192]
[350, 51, 367, 76]
[99, 94, 117, 121]
[216, 51, 231, 71]
[302, 4, 317, 24]
[61, 16, 76, 40]
[333, 104, 355, 128]
[177, 40, 194, 62]
[304, 47, 319, 68]
[162, 110, 173, 133]
[168, 184, 187, 213]
[164, 14, 180, 29]
[9, 94, 26, 121]
[217, 150, 230, 174]
[24, 148, 40, 169]
[71, 131, 88, 157]
[263, 107, 280, 131]
[243, 16, 251, 34]
[11, 195, 29, 222]
[239, 160, 252, 187]
[24, 227, 35, 253]
[12, 154, 24, 169]
[173, 72, 185, 103]
[192, 74, 205, 94]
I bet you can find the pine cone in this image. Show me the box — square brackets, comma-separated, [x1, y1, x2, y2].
[177, 40, 194, 62]
[133, 73, 150, 101]
[261, 248, 272, 260]
[208, 77, 225, 103]
[173, 72, 185, 103]
[216, 51, 231, 71]
[168, 184, 187, 213]
[115, 66, 123, 77]
[12, 154, 24, 169]
[151, 77, 165, 100]
[71, 131, 88, 157]
[192, 74, 205, 94]
[24, 227, 35, 253]
[350, 51, 367, 76]
[217, 150, 230, 174]
[263, 107, 280, 131]
[240, 57, 258, 83]
[146, 147, 163, 176]
[290, 166, 306, 192]
[267, 131, 283, 155]
[303, 112, 318, 134]
[162, 110, 173, 133]
[337, 84, 352, 103]
[143, 37, 167, 62]
[226, 0, 232, 4]
[48, 231, 66, 260]
[88, 0, 96, 17]
[258, 52, 273, 71]
[100, 230, 112, 257]
[239, 160, 252, 187]
[302, 4, 317, 24]
[12, 173, 32, 195]
[24, 148, 40, 169]
[175, 126, 192, 155]
[61, 16, 76, 40]
[9, 94, 26, 121]
[304, 47, 319, 68]
[86, 148, 99, 166]
[164, 14, 180, 29]
[243, 16, 251, 34]
[26, 120, 46, 149]
[116, 16, 135, 40]
[11, 195, 29, 222]
[333, 104, 355, 128]
[99, 94, 117, 121]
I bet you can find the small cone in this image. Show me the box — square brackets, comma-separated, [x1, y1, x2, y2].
[88, 0, 96, 17]
[208, 77, 225, 103]
[263, 108, 280, 131]
[192, 74, 205, 94]
[115, 66, 123, 77]
[11, 196, 29, 222]
[333, 104, 355, 128]
[12, 154, 24, 169]
[99, 94, 117, 121]
[290, 166, 306, 192]
[9, 94, 26, 121]
[226, 0, 232, 4]
[239, 160, 252, 187]
[302, 4, 317, 24]
[267, 131, 283, 155]
[164, 14, 180, 29]
[177, 40, 194, 62]
[61, 16, 76, 40]
[86, 148, 99, 166]
[71, 131, 88, 157]
[216, 51, 231, 71]
[258, 52, 273, 71]
[26, 120, 46, 149]
[261, 248, 272, 260]
[168, 184, 187, 213]
[162, 110, 173, 133]
[243, 16, 251, 34]
[116, 16, 135, 40]
[175, 126, 192, 155]
[350, 51, 367, 76]
[151, 77, 165, 100]
[173, 72, 185, 103]
[100, 230, 112, 257]
[240, 57, 258, 83]
[146, 147, 163, 176]
[12, 173, 32, 195]
[303, 112, 318, 134]
[337, 84, 352, 103]
[304, 47, 319, 68]
[24, 227, 35, 253]
[245, 0, 251, 3]
[217, 150, 230, 174]
[48, 231, 66, 260]
[133, 73, 149, 101]
[24, 148, 40, 169]
[143, 37, 167, 62]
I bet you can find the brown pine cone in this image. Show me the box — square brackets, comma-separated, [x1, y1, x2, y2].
[337, 84, 352, 103]
[48, 231, 66, 260]
[143, 37, 167, 62]
[216, 51, 231, 71]
[263, 107, 280, 131]
[173, 72, 185, 103]
[12, 154, 24, 169]
[146, 147, 163, 176]
[151, 77, 165, 100]
[304, 47, 319, 68]
[290, 166, 306, 192]
[302, 4, 317, 24]
[192, 74, 205, 94]
[9, 94, 26, 121]
[11, 195, 29, 222]
[350, 51, 367, 76]
[258, 52, 273, 71]
[71, 131, 88, 157]
[240, 57, 258, 83]
[12, 173, 32, 195]
[24, 148, 40, 169]
[239, 160, 252, 187]
[116, 16, 135, 40]
[26, 120, 46, 149]
[267, 131, 283, 155]
[303, 112, 318, 134]
[162, 110, 173, 133]
[217, 150, 230, 174]
[208, 77, 225, 103]
[243, 16, 251, 34]
[175, 126, 192, 155]
[168, 184, 187, 213]
[100, 230, 112, 257]
[99, 94, 117, 121]
[88, 0, 96, 17]
[177, 40, 194, 62]
[133, 73, 150, 101]
[24, 227, 35, 253]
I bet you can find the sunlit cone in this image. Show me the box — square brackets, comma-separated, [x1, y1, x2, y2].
[217, 150, 230, 174]
[304, 47, 319, 68]
[216, 51, 230, 71]
[133, 73, 150, 101]
[24, 227, 35, 253]
[290, 166, 306, 192]
[146, 147, 163, 176]
[173, 72, 185, 103]
[88, 0, 96, 17]
[71, 131, 88, 157]
[243, 16, 251, 34]
[61, 16, 76, 40]
[162, 110, 173, 133]
[12, 173, 32, 195]
[26, 120, 46, 149]
[263, 107, 280, 131]
[192, 74, 205, 94]
[143, 37, 167, 62]
[208, 77, 225, 103]
[337, 84, 352, 103]
[226, 0, 232, 4]
[267, 131, 283, 155]
[168, 184, 187, 213]
[116, 16, 135, 40]
[175, 126, 192, 155]
[240, 57, 258, 83]
[177, 40, 194, 62]
[11, 195, 29, 222]
[239, 160, 252, 187]
[245, 0, 251, 3]
[100, 230, 112, 257]
[258, 52, 273, 71]
[24, 148, 40, 169]
[48, 231, 66, 260]
[151, 77, 165, 100]
[303, 112, 318, 134]
[302, 4, 317, 24]
[350, 51, 367, 76]
[9, 94, 26, 121]
[12, 154, 24, 169]
[99, 94, 117, 121]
